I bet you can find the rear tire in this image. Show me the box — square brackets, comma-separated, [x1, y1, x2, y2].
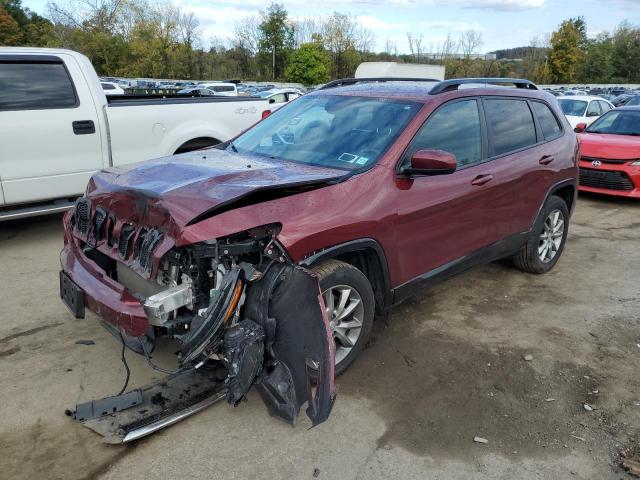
[312, 259, 375, 376]
[513, 195, 569, 274]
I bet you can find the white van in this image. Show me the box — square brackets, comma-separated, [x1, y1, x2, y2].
[198, 82, 238, 96]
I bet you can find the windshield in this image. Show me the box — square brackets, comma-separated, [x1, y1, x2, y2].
[586, 110, 640, 136]
[229, 94, 421, 171]
[626, 96, 640, 106]
[558, 99, 587, 116]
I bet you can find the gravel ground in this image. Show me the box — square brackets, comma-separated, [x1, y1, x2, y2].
[0, 192, 639, 480]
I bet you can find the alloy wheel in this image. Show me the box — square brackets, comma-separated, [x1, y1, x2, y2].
[538, 209, 565, 263]
[322, 284, 365, 365]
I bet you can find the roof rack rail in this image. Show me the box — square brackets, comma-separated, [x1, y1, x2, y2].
[429, 78, 537, 95]
[319, 77, 441, 90]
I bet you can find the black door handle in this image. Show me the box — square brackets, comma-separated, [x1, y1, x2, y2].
[72, 120, 95, 135]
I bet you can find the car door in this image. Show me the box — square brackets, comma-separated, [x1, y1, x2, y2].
[0, 54, 103, 205]
[391, 98, 500, 285]
[482, 97, 563, 242]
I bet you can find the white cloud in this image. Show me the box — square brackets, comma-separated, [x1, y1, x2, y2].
[449, 0, 545, 10]
[179, 4, 257, 43]
[345, 0, 545, 10]
[421, 20, 484, 31]
[357, 15, 407, 31]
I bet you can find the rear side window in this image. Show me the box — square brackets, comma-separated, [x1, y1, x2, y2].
[484, 99, 537, 156]
[531, 101, 562, 140]
[269, 93, 287, 103]
[586, 101, 601, 116]
[212, 85, 235, 92]
[598, 100, 612, 113]
[404, 99, 482, 168]
[0, 61, 78, 111]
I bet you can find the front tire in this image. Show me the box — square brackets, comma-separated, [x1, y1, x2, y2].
[513, 195, 569, 274]
[312, 259, 375, 376]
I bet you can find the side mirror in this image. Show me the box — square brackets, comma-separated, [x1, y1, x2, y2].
[404, 149, 457, 176]
[574, 122, 587, 133]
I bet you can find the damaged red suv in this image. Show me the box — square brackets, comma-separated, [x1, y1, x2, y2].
[60, 77, 578, 434]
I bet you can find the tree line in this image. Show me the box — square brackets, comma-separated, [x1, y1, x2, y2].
[1, 0, 638, 86]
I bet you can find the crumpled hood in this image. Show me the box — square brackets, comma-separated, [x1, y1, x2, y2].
[579, 132, 640, 160]
[86, 149, 345, 233]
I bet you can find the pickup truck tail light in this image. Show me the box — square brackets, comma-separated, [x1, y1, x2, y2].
[261, 110, 271, 119]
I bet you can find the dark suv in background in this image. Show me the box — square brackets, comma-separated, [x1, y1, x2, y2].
[60, 77, 578, 428]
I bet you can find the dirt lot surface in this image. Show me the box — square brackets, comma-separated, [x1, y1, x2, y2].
[1, 193, 639, 480]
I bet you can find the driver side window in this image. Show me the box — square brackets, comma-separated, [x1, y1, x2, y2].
[403, 99, 482, 168]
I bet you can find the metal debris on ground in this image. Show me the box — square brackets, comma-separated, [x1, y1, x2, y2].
[474, 436, 489, 444]
[583, 403, 594, 411]
[523, 354, 533, 361]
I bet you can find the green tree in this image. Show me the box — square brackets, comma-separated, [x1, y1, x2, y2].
[548, 17, 587, 83]
[0, 5, 21, 44]
[258, 3, 294, 81]
[611, 21, 640, 83]
[285, 41, 330, 86]
[0, 0, 55, 45]
[579, 34, 614, 83]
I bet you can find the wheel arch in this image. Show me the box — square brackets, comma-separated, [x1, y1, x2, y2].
[299, 239, 392, 314]
[531, 179, 577, 230]
[174, 136, 222, 154]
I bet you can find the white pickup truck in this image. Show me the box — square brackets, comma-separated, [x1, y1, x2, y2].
[0, 48, 271, 220]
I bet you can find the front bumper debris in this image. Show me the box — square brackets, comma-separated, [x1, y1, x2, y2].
[74, 368, 227, 444]
[62, 208, 335, 441]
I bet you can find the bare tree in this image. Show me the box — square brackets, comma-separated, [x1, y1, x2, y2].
[47, 0, 124, 33]
[458, 29, 483, 57]
[431, 32, 457, 62]
[523, 34, 551, 82]
[321, 13, 375, 77]
[406, 32, 424, 62]
[178, 10, 200, 48]
[232, 14, 261, 55]
[293, 16, 322, 47]
[384, 37, 397, 57]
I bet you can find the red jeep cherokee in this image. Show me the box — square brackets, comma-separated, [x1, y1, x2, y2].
[60, 77, 578, 428]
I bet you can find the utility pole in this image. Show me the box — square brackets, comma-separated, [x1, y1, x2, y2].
[272, 44, 276, 81]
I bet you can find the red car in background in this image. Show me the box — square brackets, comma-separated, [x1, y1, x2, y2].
[575, 106, 640, 198]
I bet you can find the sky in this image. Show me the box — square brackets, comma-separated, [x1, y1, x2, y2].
[22, 0, 640, 53]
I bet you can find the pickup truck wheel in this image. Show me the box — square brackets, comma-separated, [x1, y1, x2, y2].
[312, 259, 375, 376]
[513, 195, 569, 274]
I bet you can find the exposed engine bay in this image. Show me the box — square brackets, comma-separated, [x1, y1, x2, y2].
[64, 211, 335, 442]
